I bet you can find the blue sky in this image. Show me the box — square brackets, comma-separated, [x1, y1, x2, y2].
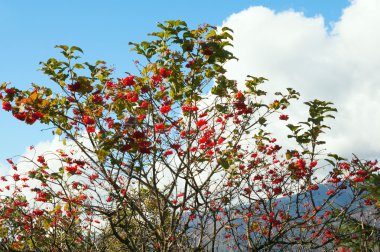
[0, 0, 362, 166]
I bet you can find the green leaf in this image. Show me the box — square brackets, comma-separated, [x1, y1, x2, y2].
[327, 153, 346, 161]
[325, 159, 336, 166]
[218, 158, 229, 169]
[258, 117, 267, 125]
[73, 63, 84, 69]
[287, 124, 300, 132]
[55, 45, 69, 51]
[183, 85, 193, 93]
[222, 27, 234, 33]
[215, 104, 227, 113]
[95, 60, 106, 66]
[70, 46, 84, 54]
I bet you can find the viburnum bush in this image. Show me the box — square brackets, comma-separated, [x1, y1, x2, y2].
[0, 20, 379, 251]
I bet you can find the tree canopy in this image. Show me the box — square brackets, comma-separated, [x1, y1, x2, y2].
[0, 20, 379, 251]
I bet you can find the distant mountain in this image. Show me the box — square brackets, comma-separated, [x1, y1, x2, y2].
[186, 184, 378, 251]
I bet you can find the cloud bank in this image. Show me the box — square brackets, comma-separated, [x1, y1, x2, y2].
[222, 0, 380, 159]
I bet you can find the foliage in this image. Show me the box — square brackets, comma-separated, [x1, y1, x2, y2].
[0, 20, 379, 251]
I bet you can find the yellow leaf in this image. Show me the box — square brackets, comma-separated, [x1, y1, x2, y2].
[0, 226, 8, 237]
[56, 128, 62, 136]
[97, 149, 109, 163]
[251, 222, 259, 230]
[64, 203, 69, 211]
[38, 99, 50, 109]
[28, 91, 38, 103]
[54, 205, 62, 213]
[42, 219, 50, 229]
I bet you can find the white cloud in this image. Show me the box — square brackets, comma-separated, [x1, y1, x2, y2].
[0, 161, 9, 177]
[222, 0, 380, 159]
[0, 136, 70, 200]
[0, 134, 98, 201]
